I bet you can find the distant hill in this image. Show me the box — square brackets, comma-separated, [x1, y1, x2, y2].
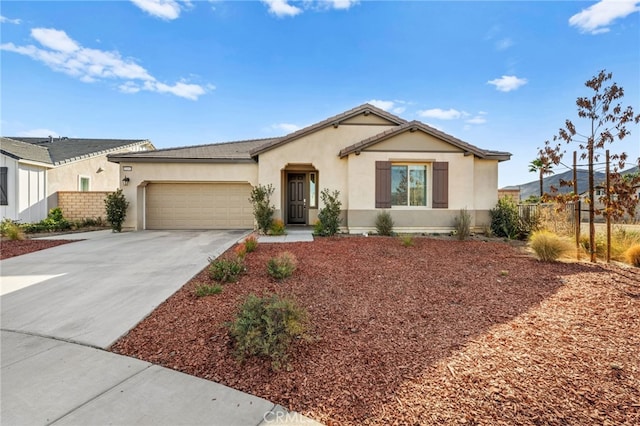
[503, 165, 639, 201]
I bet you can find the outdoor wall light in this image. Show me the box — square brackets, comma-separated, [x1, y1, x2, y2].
[122, 176, 130, 186]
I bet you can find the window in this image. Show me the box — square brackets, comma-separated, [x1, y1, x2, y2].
[0, 167, 8, 205]
[79, 176, 90, 192]
[376, 161, 448, 209]
[391, 164, 427, 206]
[309, 172, 317, 208]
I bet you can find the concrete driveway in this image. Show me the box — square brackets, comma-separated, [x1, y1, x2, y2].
[1, 230, 320, 425]
[1, 229, 247, 348]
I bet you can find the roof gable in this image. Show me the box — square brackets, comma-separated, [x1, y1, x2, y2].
[1, 137, 53, 165]
[339, 121, 511, 161]
[249, 103, 406, 156]
[5, 137, 153, 165]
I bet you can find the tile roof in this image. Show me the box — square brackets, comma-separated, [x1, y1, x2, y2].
[339, 120, 512, 161]
[2, 136, 153, 165]
[107, 138, 279, 163]
[1, 137, 53, 165]
[249, 103, 407, 156]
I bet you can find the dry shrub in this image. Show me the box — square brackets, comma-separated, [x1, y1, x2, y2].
[538, 204, 574, 236]
[529, 230, 574, 262]
[623, 244, 640, 267]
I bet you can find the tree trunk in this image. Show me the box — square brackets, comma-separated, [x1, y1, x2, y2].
[588, 143, 596, 262]
[539, 169, 544, 197]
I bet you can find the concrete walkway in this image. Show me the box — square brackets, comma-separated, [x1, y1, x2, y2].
[1, 230, 321, 425]
[257, 228, 314, 243]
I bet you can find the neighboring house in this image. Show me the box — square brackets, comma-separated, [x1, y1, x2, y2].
[1, 136, 154, 222]
[108, 104, 511, 233]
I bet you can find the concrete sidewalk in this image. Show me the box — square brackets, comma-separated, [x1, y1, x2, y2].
[1, 230, 322, 425]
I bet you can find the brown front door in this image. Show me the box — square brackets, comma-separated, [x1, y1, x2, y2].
[287, 173, 306, 224]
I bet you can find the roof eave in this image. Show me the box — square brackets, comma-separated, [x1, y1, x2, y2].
[107, 155, 256, 164]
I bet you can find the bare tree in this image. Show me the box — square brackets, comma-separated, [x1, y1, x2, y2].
[545, 70, 640, 262]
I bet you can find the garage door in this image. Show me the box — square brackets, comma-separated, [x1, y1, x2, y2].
[145, 183, 254, 230]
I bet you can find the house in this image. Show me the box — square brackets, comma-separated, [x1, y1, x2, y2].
[108, 104, 511, 233]
[1, 136, 154, 222]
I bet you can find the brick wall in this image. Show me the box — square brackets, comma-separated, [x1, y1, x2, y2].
[57, 191, 110, 221]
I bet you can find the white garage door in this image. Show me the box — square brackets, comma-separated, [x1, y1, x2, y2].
[145, 183, 254, 230]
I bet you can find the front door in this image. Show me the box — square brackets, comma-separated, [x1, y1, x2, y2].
[287, 173, 306, 224]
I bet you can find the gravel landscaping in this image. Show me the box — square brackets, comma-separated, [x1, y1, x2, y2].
[0, 238, 77, 260]
[111, 236, 639, 425]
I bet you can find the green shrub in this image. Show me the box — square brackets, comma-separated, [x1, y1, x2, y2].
[454, 208, 471, 241]
[399, 234, 414, 247]
[249, 184, 275, 234]
[194, 283, 223, 297]
[227, 293, 310, 370]
[314, 188, 342, 236]
[244, 235, 258, 252]
[267, 251, 297, 280]
[624, 244, 640, 267]
[490, 197, 528, 239]
[269, 218, 286, 236]
[41, 207, 72, 232]
[375, 211, 394, 236]
[529, 230, 573, 262]
[105, 189, 129, 232]
[209, 257, 245, 283]
[1, 220, 25, 240]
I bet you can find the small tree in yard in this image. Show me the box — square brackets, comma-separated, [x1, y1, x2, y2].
[249, 184, 275, 234]
[105, 189, 129, 232]
[543, 70, 640, 262]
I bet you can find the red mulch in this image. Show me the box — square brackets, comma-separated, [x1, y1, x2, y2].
[111, 236, 640, 425]
[0, 238, 77, 260]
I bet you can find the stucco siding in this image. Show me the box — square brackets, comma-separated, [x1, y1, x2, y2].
[347, 209, 492, 234]
[473, 159, 499, 210]
[118, 161, 258, 230]
[364, 131, 464, 153]
[258, 124, 396, 219]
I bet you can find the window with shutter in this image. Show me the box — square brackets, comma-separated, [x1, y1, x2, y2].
[0, 167, 7, 205]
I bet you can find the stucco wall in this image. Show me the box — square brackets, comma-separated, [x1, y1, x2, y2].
[118, 161, 259, 229]
[58, 191, 109, 221]
[258, 122, 397, 220]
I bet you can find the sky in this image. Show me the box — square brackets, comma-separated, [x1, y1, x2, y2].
[1, 0, 639, 188]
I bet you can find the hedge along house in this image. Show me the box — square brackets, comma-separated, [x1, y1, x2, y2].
[108, 104, 511, 233]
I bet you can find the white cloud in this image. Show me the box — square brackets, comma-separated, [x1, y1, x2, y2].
[130, 0, 182, 20]
[327, 0, 359, 10]
[417, 108, 462, 120]
[0, 15, 21, 25]
[18, 129, 59, 138]
[262, 0, 358, 17]
[466, 116, 487, 125]
[32, 28, 80, 53]
[271, 123, 301, 133]
[262, 0, 303, 17]
[495, 37, 514, 50]
[367, 99, 407, 115]
[487, 75, 528, 92]
[367, 99, 394, 111]
[1, 27, 210, 100]
[569, 0, 640, 34]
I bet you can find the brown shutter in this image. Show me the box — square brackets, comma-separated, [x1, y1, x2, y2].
[375, 161, 391, 208]
[432, 162, 448, 208]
